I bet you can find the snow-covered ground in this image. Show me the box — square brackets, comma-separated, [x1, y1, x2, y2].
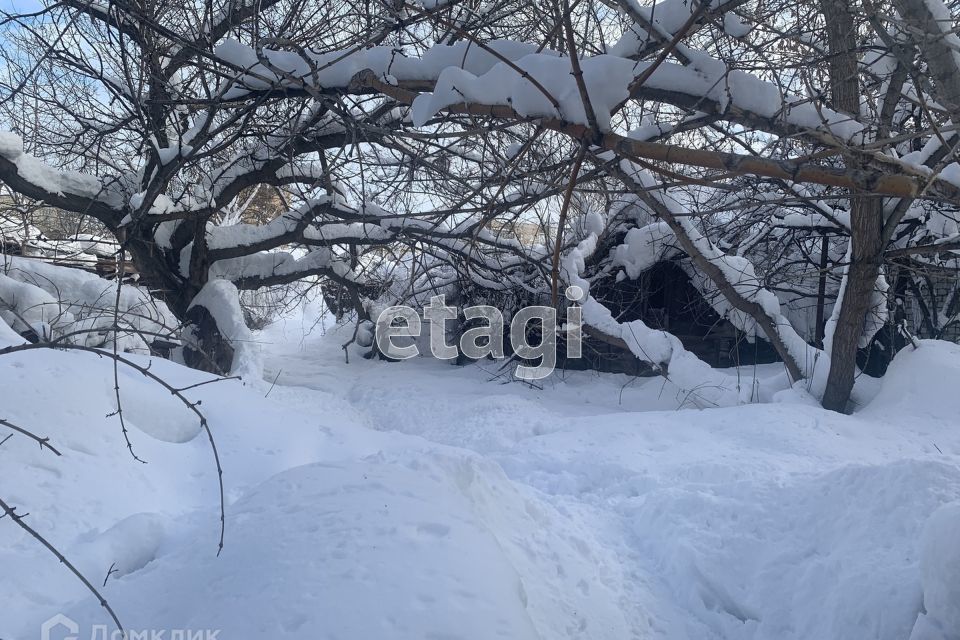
[3, 304, 960, 640]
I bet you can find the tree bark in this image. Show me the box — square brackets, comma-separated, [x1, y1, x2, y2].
[182, 302, 235, 375]
[821, 197, 883, 411]
[820, 0, 885, 411]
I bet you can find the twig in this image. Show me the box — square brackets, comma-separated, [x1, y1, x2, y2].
[174, 375, 242, 393]
[109, 248, 146, 464]
[264, 369, 282, 398]
[0, 417, 62, 456]
[0, 341, 226, 555]
[103, 562, 118, 587]
[551, 144, 588, 306]
[0, 495, 123, 633]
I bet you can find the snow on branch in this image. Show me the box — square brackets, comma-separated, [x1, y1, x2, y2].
[186, 279, 262, 379]
[607, 0, 747, 59]
[558, 201, 752, 408]
[0, 133, 122, 220]
[213, 38, 550, 101]
[610, 157, 819, 381]
[893, 0, 960, 120]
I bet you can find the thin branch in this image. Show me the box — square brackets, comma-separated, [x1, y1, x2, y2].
[0, 417, 62, 455]
[0, 495, 123, 633]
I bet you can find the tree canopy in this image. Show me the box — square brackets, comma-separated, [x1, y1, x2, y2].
[1, 0, 959, 411]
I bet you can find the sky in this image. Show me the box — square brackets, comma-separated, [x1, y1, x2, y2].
[0, 0, 43, 12]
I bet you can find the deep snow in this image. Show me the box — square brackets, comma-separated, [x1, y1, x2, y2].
[2, 305, 960, 640]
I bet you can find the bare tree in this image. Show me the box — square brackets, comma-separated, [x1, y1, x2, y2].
[0, 0, 956, 408]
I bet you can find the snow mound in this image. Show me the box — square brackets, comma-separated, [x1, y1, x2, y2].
[42, 452, 633, 639]
[74, 513, 167, 581]
[2, 255, 177, 352]
[0, 272, 72, 338]
[120, 383, 203, 443]
[861, 340, 960, 421]
[0, 309, 26, 345]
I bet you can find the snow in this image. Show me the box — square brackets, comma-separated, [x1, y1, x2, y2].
[939, 162, 960, 190]
[1, 220, 122, 267]
[155, 143, 193, 165]
[2, 255, 177, 352]
[215, 38, 553, 101]
[0, 310, 25, 344]
[861, 339, 960, 420]
[921, 0, 960, 77]
[559, 191, 770, 408]
[0, 131, 23, 156]
[0, 132, 117, 203]
[609, 0, 738, 57]
[723, 13, 751, 38]
[914, 502, 960, 637]
[615, 160, 820, 378]
[580, 294, 755, 408]
[2, 305, 960, 640]
[611, 221, 679, 278]
[204, 196, 354, 252]
[153, 219, 180, 250]
[0, 271, 72, 338]
[409, 51, 866, 141]
[220, 38, 866, 142]
[74, 513, 167, 582]
[207, 246, 340, 283]
[412, 53, 635, 131]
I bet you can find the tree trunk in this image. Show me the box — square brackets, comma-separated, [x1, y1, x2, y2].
[182, 302, 236, 374]
[819, 0, 884, 412]
[124, 224, 234, 373]
[821, 197, 883, 411]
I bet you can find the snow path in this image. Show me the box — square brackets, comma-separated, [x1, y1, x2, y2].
[3, 313, 960, 639]
[257, 318, 960, 639]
